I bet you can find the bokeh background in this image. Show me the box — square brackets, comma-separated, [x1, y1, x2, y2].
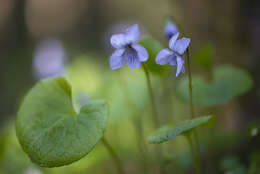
[0, 0, 260, 174]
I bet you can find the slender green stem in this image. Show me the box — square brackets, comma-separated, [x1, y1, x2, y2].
[186, 48, 194, 119]
[102, 138, 125, 174]
[186, 48, 202, 174]
[186, 134, 201, 174]
[142, 63, 160, 128]
[142, 63, 163, 173]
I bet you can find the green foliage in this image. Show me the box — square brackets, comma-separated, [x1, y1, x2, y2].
[16, 77, 108, 167]
[248, 151, 260, 174]
[139, 37, 168, 76]
[220, 156, 247, 174]
[177, 65, 253, 106]
[246, 120, 260, 138]
[148, 115, 213, 144]
[0, 123, 109, 174]
[0, 128, 35, 174]
[193, 44, 214, 69]
[0, 134, 6, 161]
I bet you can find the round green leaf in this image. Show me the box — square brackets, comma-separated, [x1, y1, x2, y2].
[148, 115, 213, 144]
[177, 65, 253, 106]
[16, 77, 108, 167]
[138, 37, 168, 76]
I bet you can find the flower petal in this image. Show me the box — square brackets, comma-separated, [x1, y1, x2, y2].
[172, 38, 190, 55]
[110, 34, 126, 49]
[124, 48, 140, 69]
[156, 48, 175, 65]
[182, 66, 185, 73]
[125, 24, 140, 44]
[126, 58, 141, 68]
[131, 44, 148, 62]
[110, 49, 125, 70]
[176, 56, 185, 77]
[170, 58, 177, 66]
[164, 21, 178, 39]
[169, 33, 179, 50]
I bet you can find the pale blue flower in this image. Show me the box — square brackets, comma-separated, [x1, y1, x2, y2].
[156, 33, 190, 76]
[33, 38, 66, 79]
[164, 21, 178, 40]
[110, 24, 148, 70]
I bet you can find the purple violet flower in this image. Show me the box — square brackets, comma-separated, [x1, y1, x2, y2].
[156, 33, 190, 76]
[110, 24, 148, 70]
[33, 38, 67, 79]
[164, 21, 178, 40]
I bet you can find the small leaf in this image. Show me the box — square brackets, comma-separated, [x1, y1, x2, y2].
[177, 65, 253, 106]
[16, 77, 108, 167]
[139, 37, 168, 76]
[148, 115, 213, 144]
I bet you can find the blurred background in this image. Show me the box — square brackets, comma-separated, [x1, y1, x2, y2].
[0, 0, 260, 173]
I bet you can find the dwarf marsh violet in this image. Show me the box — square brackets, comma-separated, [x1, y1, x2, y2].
[33, 38, 66, 79]
[156, 33, 190, 76]
[164, 20, 178, 40]
[110, 24, 148, 70]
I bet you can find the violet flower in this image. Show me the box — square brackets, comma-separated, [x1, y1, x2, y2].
[164, 20, 178, 40]
[110, 24, 148, 70]
[33, 38, 66, 79]
[156, 33, 190, 76]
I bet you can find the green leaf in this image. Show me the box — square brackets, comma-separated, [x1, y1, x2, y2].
[139, 37, 168, 76]
[220, 156, 247, 174]
[16, 77, 108, 167]
[148, 115, 213, 144]
[248, 151, 260, 174]
[193, 44, 214, 69]
[177, 65, 253, 106]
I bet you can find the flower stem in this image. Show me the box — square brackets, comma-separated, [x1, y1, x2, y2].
[142, 63, 160, 128]
[186, 134, 201, 174]
[142, 63, 163, 172]
[186, 48, 201, 174]
[186, 48, 195, 119]
[102, 138, 125, 174]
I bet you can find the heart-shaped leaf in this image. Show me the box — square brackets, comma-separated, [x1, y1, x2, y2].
[139, 37, 168, 76]
[16, 77, 108, 167]
[177, 65, 253, 106]
[148, 115, 214, 144]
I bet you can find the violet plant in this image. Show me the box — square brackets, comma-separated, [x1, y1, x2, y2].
[164, 20, 178, 40]
[33, 38, 67, 79]
[109, 23, 204, 174]
[14, 19, 253, 174]
[110, 24, 159, 129]
[156, 32, 190, 77]
[110, 24, 148, 70]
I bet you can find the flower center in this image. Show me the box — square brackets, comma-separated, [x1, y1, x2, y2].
[126, 44, 133, 49]
[123, 45, 138, 62]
